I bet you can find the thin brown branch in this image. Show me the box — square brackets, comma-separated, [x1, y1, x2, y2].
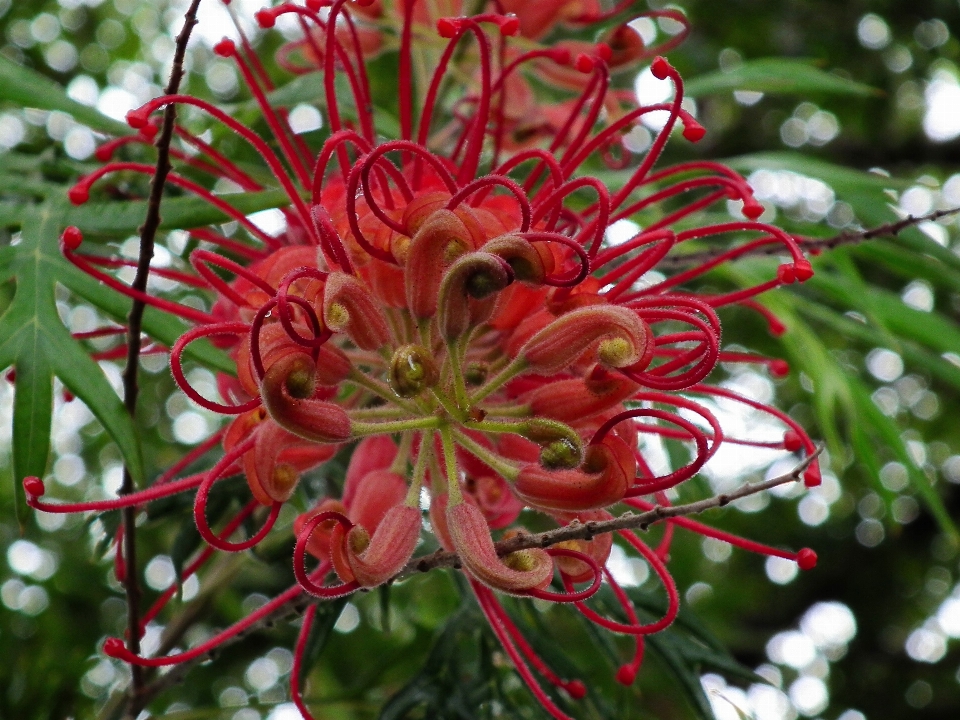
[117, 1, 202, 716]
[397, 445, 822, 578]
[130, 448, 821, 709]
[659, 206, 960, 270]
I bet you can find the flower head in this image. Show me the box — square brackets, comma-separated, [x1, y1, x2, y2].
[33, 2, 823, 717]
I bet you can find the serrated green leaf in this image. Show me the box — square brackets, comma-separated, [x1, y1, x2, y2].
[0, 201, 29, 229]
[0, 54, 131, 136]
[70, 190, 290, 235]
[685, 58, 881, 98]
[0, 202, 144, 485]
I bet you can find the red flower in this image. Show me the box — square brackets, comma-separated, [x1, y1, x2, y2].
[29, 2, 823, 718]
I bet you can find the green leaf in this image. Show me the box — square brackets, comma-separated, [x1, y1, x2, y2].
[854, 241, 960, 293]
[685, 58, 881, 98]
[808, 272, 960, 356]
[735, 267, 960, 539]
[56, 262, 235, 375]
[0, 202, 143, 485]
[0, 54, 131, 136]
[644, 633, 716, 720]
[263, 71, 402, 139]
[71, 189, 292, 235]
[0, 189, 291, 234]
[727, 152, 910, 193]
[797, 301, 960, 392]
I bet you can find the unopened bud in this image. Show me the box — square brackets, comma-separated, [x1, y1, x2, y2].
[389, 345, 438, 398]
[437, 252, 511, 342]
[519, 418, 584, 470]
[261, 353, 351, 443]
[521, 305, 649, 374]
[323, 272, 390, 351]
[483, 235, 550, 285]
[405, 209, 473, 319]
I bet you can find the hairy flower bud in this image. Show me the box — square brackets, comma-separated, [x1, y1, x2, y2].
[322, 271, 391, 350]
[437, 252, 512, 342]
[514, 438, 635, 511]
[404, 209, 474, 319]
[483, 234, 551, 284]
[520, 305, 649, 374]
[261, 353, 352, 443]
[331, 504, 421, 587]
[551, 509, 614, 583]
[447, 500, 553, 594]
[518, 418, 584, 470]
[245, 422, 302, 504]
[525, 367, 640, 424]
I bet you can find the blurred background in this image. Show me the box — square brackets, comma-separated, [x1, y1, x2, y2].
[1, 1, 960, 719]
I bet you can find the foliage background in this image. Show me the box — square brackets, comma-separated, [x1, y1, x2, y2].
[1, 1, 960, 719]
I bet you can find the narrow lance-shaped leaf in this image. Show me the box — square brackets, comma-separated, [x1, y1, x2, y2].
[0, 54, 131, 136]
[685, 58, 881, 98]
[0, 189, 291, 234]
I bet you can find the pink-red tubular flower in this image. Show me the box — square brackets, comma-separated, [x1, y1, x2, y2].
[27, 2, 827, 717]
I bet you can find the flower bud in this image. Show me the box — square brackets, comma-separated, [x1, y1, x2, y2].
[331, 504, 421, 587]
[551, 509, 614, 583]
[261, 353, 352, 443]
[520, 305, 649, 374]
[437, 252, 512, 342]
[525, 368, 639, 424]
[295, 499, 348, 560]
[447, 500, 553, 594]
[389, 344, 439, 397]
[322, 271, 390, 350]
[405, 209, 473, 319]
[514, 438, 634, 511]
[518, 418, 584, 470]
[483, 234, 552, 285]
[245, 421, 303, 504]
[347, 469, 409, 535]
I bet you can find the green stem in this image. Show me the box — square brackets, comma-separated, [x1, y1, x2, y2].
[469, 357, 526, 404]
[406, 431, 431, 506]
[349, 368, 419, 414]
[351, 415, 442, 437]
[438, 426, 464, 505]
[391, 431, 415, 475]
[431, 387, 468, 423]
[481, 403, 533, 418]
[447, 338, 470, 410]
[350, 406, 411, 420]
[452, 428, 520, 482]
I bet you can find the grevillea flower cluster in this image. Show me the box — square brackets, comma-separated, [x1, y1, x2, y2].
[24, 1, 823, 717]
